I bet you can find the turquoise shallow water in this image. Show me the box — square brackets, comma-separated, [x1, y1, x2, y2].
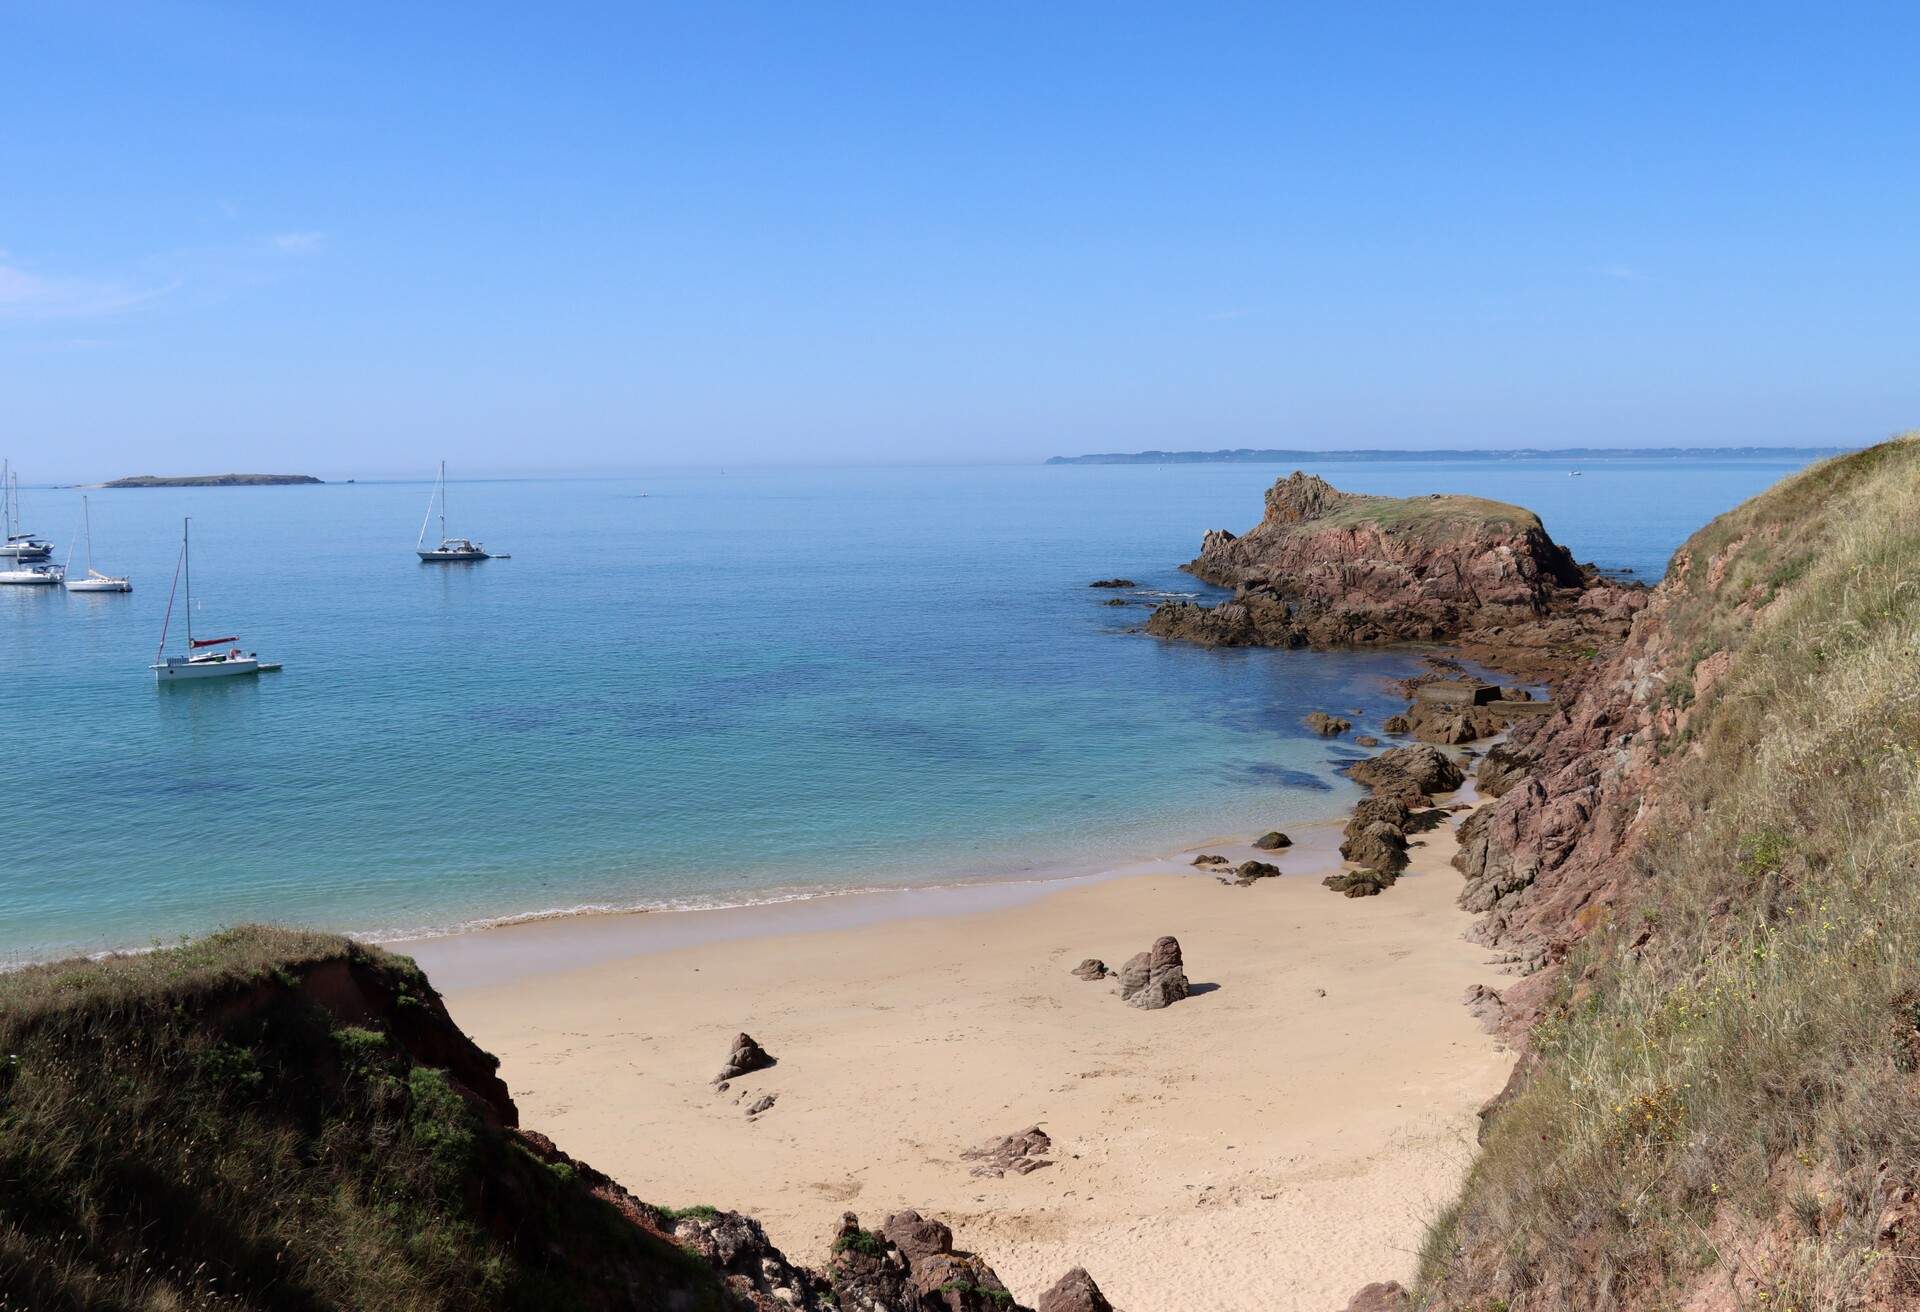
[0, 457, 1813, 961]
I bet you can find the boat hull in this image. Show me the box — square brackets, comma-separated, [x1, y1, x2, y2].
[0, 571, 63, 586]
[0, 544, 52, 561]
[417, 549, 490, 561]
[66, 578, 131, 592]
[153, 656, 262, 682]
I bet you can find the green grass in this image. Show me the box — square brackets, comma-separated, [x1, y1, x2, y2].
[0, 927, 730, 1311]
[1420, 436, 1920, 1309]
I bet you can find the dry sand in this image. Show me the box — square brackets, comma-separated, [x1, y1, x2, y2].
[409, 800, 1509, 1311]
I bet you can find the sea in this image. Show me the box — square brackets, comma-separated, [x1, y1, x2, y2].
[0, 456, 1818, 963]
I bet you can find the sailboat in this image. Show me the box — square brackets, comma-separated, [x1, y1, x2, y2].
[151, 518, 280, 682]
[416, 460, 503, 561]
[0, 462, 55, 561]
[63, 496, 131, 592]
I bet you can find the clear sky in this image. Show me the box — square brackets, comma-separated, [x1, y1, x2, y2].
[3, 2, 1917, 478]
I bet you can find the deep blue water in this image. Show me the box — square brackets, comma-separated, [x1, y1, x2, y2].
[0, 457, 1812, 960]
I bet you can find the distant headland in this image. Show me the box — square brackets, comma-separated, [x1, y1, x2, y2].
[1044, 445, 1853, 465]
[94, 473, 324, 488]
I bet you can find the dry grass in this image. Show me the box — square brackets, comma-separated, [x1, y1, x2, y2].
[1421, 437, 1920, 1310]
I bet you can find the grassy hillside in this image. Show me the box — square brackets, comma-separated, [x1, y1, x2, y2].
[1422, 437, 1920, 1308]
[0, 927, 729, 1311]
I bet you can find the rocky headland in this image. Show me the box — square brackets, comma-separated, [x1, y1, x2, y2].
[1144, 471, 1645, 682]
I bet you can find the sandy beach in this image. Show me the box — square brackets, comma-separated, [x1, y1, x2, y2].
[409, 799, 1508, 1311]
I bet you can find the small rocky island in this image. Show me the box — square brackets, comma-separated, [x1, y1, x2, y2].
[98, 473, 323, 488]
[1144, 471, 1643, 682]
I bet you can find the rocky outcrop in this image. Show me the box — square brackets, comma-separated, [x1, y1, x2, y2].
[1346, 744, 1465, 799]
[715, 1031, 776, 1083]
[1118, 936, 1190, 1009]
[1145, 472, 1642, 681]
[1474, 742, 1532, 797]
[828, 1210, 1027, 1312]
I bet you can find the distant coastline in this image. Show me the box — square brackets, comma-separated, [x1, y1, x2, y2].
[93, 473, 324, 488]
[1044, 445, 1853, 465]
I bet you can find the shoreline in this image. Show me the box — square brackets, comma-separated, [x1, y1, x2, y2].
[398, 807, 1364, 991]
[424, 780, 1502, 1310]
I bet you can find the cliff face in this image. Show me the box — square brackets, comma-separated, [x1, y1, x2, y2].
[1146, 472, 1642, 681]
[1421, 438, 1920, 1310]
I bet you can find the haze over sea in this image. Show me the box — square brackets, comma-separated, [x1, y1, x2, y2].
[0, 455, 1816, 962]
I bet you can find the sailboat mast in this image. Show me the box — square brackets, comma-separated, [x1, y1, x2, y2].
[183, 518, 193, 648]
[439, 460, 448, 542]
[83, 496, 93, 573]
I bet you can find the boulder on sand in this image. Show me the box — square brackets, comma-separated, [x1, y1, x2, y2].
[1339, 821, 1409, 873]
[1039, 1267, 1122, 1312]
[1191, 853, 1229, 866]
[1339, 1281, 1412, 1312]
[1229, 860, 1281, 886]
[1252, 830, 1292, 850]
[1118, 936, 1190, 1010]
[1070, 958, 1109, 980]
[714, 1032, 776, 1083]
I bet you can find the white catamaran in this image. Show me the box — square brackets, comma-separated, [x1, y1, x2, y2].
[64, 496, 131, 593]
[416, 460, 504, 561]
[151, 518, 280, 682]
[0, 462, 55, 561]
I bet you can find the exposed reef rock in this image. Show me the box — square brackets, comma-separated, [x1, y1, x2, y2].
[1088, 578, 1135, 588]
[1145, 472, 1643, 681]
[1305, 711, 1352, 736]
[1252, 830, 1293, 850]
[1117, 936, 1190, 1009]
[961, 1126, 1053, 1177]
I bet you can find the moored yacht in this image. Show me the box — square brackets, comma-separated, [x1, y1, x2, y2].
[151, 518, 280, 682]
[0, 463, 53, 560]
[64, 496, 131, 592]
[0, 561, 64, 586]
[416, 460, 502, 561]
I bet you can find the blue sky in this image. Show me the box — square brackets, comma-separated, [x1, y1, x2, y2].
[3, 2, 1917, 477]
